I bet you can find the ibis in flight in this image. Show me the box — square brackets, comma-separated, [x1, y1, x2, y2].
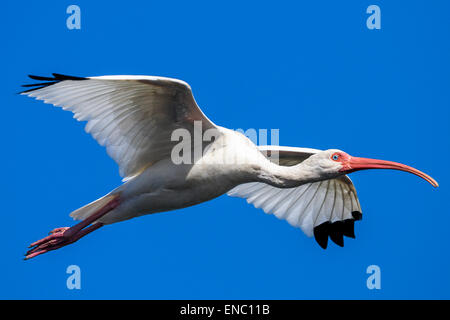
[20, 74, 438, 259]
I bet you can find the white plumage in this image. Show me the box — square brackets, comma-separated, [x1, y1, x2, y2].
[25, 75, 214, 180]
[228, 146, 361, 237]
[21, 74, 437, 259]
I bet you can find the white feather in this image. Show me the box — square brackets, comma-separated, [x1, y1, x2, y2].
[228, 146, 362, 237]
[22, 76, 216, 181]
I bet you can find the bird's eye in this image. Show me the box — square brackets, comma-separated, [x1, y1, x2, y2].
[332, 154, 340, 161]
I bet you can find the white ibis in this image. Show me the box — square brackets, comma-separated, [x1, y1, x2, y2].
[21, 74, 438, 259]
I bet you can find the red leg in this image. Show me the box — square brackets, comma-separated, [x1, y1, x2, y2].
[25, 197, 120, 260]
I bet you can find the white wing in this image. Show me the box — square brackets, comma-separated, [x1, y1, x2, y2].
[228, 146, 363, 249]
[21, 74, 216, 180]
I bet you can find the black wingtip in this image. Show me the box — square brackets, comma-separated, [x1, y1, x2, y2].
[313, 222, 330, 249]
[341, 220, 355, 238]
[313, 211, 362, 249]
[329, 222, 344, 247]
[28, 74, 55, 81]
[21, 82, 59, 88]
[20, 73, 87, 94]
[52, 73, 87, 81]
[352, 211, 363, 221]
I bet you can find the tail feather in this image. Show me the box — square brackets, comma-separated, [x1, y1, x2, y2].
[70, 194, 117, 221]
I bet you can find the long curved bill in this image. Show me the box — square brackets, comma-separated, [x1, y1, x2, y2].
[344, 157, 438, 187]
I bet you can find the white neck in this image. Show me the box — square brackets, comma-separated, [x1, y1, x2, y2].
[255, 160, 325, 188]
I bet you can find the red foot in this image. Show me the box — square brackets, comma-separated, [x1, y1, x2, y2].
[25, 223, 103, 260]
[24, 196, 119, 260]
[26, 228, 73, 259]
[49, 227, 70, 235]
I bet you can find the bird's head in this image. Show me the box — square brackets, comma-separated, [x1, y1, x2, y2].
[304, 149, 438, 187]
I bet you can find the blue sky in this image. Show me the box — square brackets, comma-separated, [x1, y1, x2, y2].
[1, 0, 449, 299]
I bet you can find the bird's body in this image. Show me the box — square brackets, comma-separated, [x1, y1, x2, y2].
[76, 126, 315, 224]
[20, 73, 438, 259]
[94, 126, 257, 224]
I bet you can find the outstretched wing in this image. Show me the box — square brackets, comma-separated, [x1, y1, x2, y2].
[21, 74, 216, 180]
[228, 146, 363, 249]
